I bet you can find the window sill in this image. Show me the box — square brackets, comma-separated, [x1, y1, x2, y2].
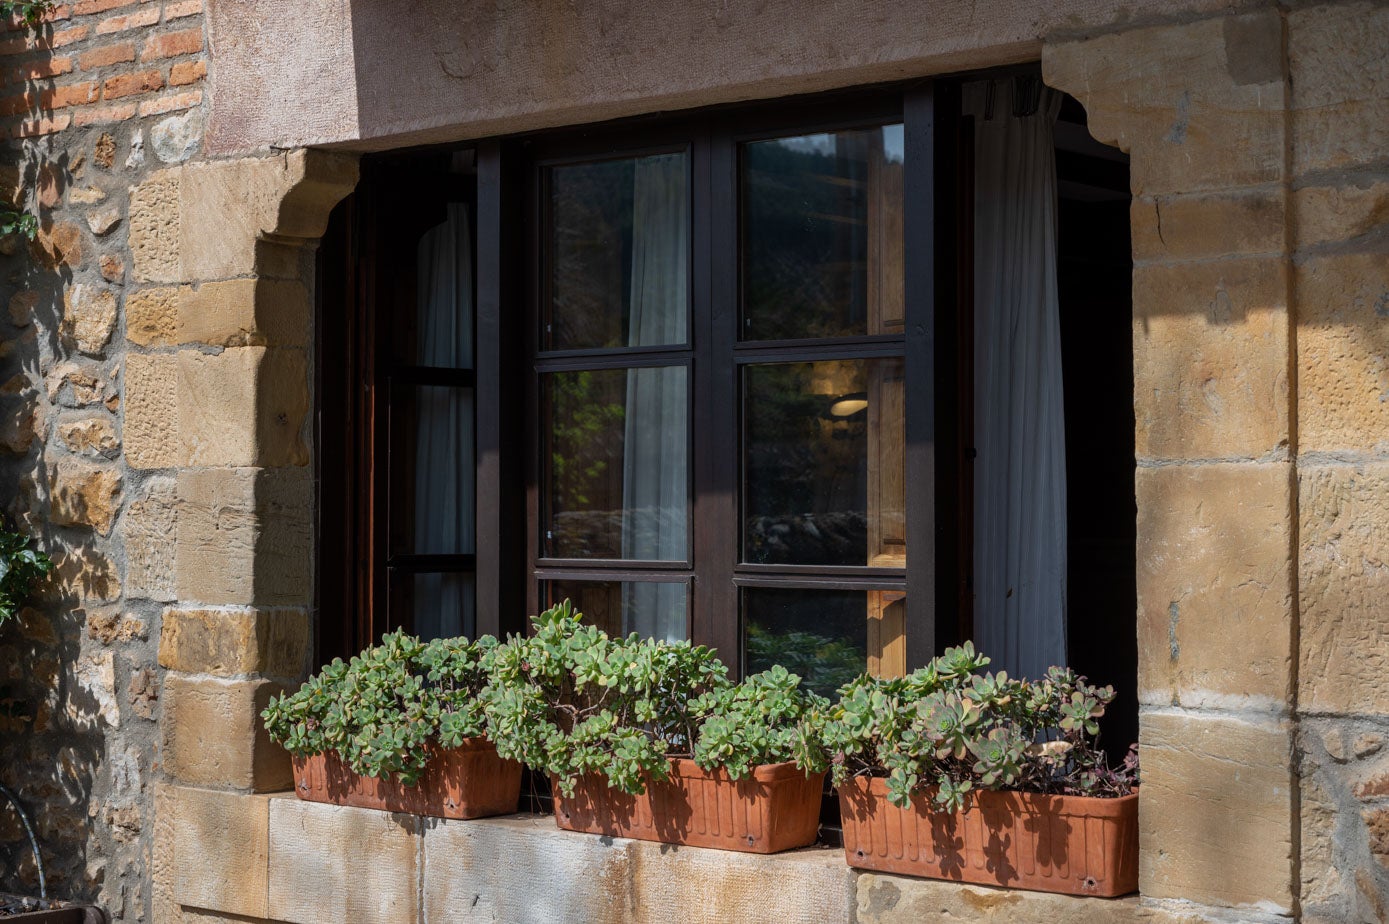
[164, 784, 1145, 923]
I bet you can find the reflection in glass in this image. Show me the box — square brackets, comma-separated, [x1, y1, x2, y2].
[548, 153, 689, 351]
[743, 359, 905, 567]
[742, 124, 904, 341]
[546, 580, 687, 642]
[394, 385, 475, 556]
[744, 588, 903, 697]
[544, 366, 688, 561]
[398, 203, 474, 366]
[398, 572, 475, 642]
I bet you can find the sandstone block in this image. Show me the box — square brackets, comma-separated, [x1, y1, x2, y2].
[1299, 463, 1389, 716]
[159, 607, 309, 679]
[125, 287, 179, 346]
[178, 347, 309, 467]
[50, 544, 122, 604]
[1043, 12, 1286, 198]
[422, 814, 631, 924]
[161, 676, 290, 791]
[268, 796, 419, 924]
[125, 353, 180, 469]
[61, 284, 118, 357]
[68, 651, 119, 729]
[57, 416, 119, 457]
[124, 475, 178, 602]
[49, 460, 122, 535]
[1294, 180, 1389, 253]
[86, 610, 146, 645]
[1136, 463, 1293, 710]
[1296, 252, 1389, 454]
[1132, 258, 1289, 460]
[174, 467, 311, 606]
[30, 221, 84, 271]
[0, 393, 41, 454]
[1139, 710, 1293, 911]
[855, 873, 1142, 923]
[1289, 2, 1389, 175]
[128, 279, 310, 348]
[130, 168, 181, 283]
[1130, 189, 1283, 265]
[169, 786, 270, 919]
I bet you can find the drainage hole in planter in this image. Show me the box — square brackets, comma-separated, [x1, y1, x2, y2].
[1082, 877, 1098, 892]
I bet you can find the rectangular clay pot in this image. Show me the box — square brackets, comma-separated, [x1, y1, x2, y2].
[0, 893, 106, 923]
[291, 738, 522, 820]
[552, 759, 825, 854]
[838, 777, 1138, 897]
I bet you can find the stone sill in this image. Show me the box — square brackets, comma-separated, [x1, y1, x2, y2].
[165, 784, 1145, 923]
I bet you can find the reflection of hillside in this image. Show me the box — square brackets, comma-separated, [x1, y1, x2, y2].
[744, 512, 867, 565]
[550, 508, 686, 560]
[550, 160, 636, 350]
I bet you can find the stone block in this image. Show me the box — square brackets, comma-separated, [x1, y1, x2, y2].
[854, 873, 1142, 923]
[1139, 710, 1294, 911]
[1130, 189, 1284, 265]
[1043, 12, 1286, 198]
[57, 415, 120, 458]
[178, 347, 309, 467]
[48, 460, 122, 536]
[268, 795, 420, 924]
[50, 543, 122, 604]
[1289, 1, 1389, 175]
[129, 279, 310, 348]
[422, 814, 631, 924]
[1132, 257, 1289, 460]
[168, 786, 270, 918]
[1299, 463, 1389, 716]
[629, 838, 850, 924]
[125, 475, 178, 602]
[174, 467, 311, 606]
[61, 284, 118, 357]
[161, 675, 290, 791]
[130, 168, 182, 284]
[159, 607, 309, 679]
[1296, 253, 1389, 455]
[125, 353, 180, 469]
[1294, 180, 1389, 253]
[1135, 463, 1293, 710]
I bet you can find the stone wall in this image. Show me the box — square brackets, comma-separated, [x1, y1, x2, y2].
[0, 2, 207, 918]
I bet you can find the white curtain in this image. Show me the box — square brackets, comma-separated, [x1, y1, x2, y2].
[621, 154, 689, 641]
[968, 79, 1068, 681]
[413, 203, 475, 640]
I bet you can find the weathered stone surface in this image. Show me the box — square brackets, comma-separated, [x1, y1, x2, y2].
[159, 607, 309, 679]
[1132, 257, 1289, 460]
[130, 168, 181, 284]
[1135, 463, 1293, 710]
[48, 361, 112, 409]
[174, 467, 312, 606]
[855, 874, 1144, 923]
[1289, 1, 1389, 175]
[153, 109, 204, 164]
[68, 651, 119, 729]
[127, 666, 159, 721]
[61, 285, 119, 357]
[161, 676, 290, 791]
[86, 611, 146, 646]
[125, 287, 179, 346]
[57, 416, 120, 457]
[268, 796, 420, 924]
[1140, 710, 1293, 911]
[30, 221, 85, 271]
[125, 353, 180, 469]
[170, 786, 270, 918]
[8, 290, 37, 326]
[50, 544, 122, 604]
[1130, 189, 1284, 264]
[177, 347, 309, 467]
[49, 460, 122, 535]
[423, 814, 631, 923]
[1044, 12, 1286, 197]
[1299, 463, 1389, 716]
[1296, 253, 1389, 455]
[125, 475, 178, 602]
[0, 391, 41, 454]
[86, 206, 122, 237]
[1294, 180, 1389, 253]
[129, 279, 310, 348]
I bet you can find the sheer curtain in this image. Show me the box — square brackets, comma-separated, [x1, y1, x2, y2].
[621, 153, 688, 641]
[968, 79, 1068, 681]
[413, 203, 475, 640]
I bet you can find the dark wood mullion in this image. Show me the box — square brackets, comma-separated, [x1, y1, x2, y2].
[535, 557, 692, 572]
[734, 563, 908, 579]
[387, 554, 478, 573]
[731, 342, 906, 365]
[731, 333, 905, 354]
[533, 352, 692, 373]
[732, 575, 908, 591]
[389, 366, 476, 388]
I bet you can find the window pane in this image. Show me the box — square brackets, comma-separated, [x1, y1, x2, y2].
[742, 124, 904, 341]
[744, 587, 906, 696]
[743, 359, 904, 567]
[544, 366, 688, 560]
[392, 385, 475, 555]
[393, 572, 475, 641]
[545, 580, 687, 642]
[398, 203, 474, 367]
[547, 153, 689, 351]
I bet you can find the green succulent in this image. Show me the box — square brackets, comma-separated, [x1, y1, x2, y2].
[0, 524, 52, 630]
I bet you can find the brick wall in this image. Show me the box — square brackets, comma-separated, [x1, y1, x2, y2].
[0, 1, 208, 920]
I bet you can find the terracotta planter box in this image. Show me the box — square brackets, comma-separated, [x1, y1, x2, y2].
[0, 893, 105, 923]
[291, 738, 522, 820]
[552, 759, 824, 854]
[839, 776, 1138, 897]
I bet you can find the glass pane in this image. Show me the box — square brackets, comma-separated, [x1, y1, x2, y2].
[544, 366, 688, 560]
[394, 572, 475, 641]
[545, 580, 687, 642]
[743, 359, 905, 566]
[742, 124, 904, 341]
[397, 203, 474, 367]
[744, 587, 907, 697]
[547, 153, 689, 351]
[392, 385, 475, 555]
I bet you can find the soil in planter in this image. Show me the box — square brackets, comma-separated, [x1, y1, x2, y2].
[292, 738, 522, 820]
[839, 777, 1139, 898]
[552, 759, 824, 854]
[0, 894, 106, 923]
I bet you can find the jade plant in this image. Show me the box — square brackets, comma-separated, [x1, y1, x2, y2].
[820, 641, 1137, 812]
[481, 600, 828, 796]
[0, 523, 52, 630]
[261, 631, 496, 785]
